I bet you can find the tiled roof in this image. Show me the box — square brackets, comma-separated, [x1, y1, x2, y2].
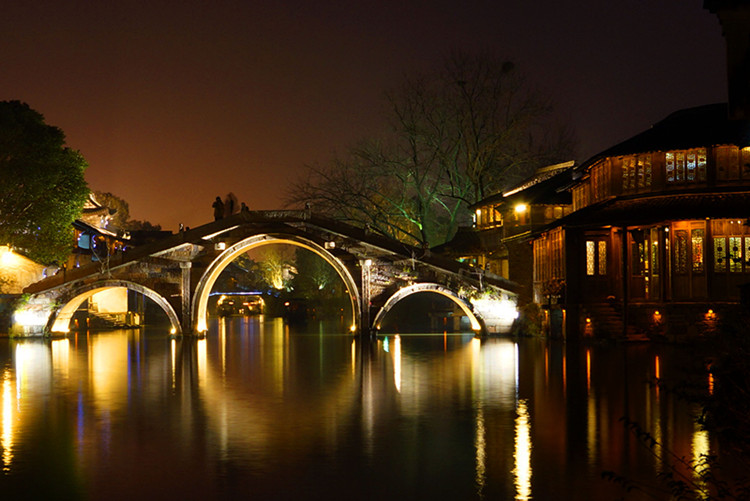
[581, 104, 750, 170]
[553, 189, 750, 228]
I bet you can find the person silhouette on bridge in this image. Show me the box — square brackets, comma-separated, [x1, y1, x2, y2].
[212, 196, 224, 221]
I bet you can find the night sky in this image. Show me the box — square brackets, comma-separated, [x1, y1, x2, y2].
[1, 1, 727, 231]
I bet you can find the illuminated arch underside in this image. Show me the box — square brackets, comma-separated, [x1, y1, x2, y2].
[192, 234, 361, 333]
[372, 283, 484, 333]
[48, 280, 182, 334]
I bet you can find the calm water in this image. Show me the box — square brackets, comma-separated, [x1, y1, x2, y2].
[0, 317, 722, 500]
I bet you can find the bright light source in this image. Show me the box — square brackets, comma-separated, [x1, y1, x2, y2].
[514, 203, 528, 214]
[349, 324, 357, 333]
[215, 242, 226, 250]
[364, 259, 372, 267]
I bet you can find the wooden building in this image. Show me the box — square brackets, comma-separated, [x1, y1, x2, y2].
[469, 161, 574, 304]
[531, 103, 750, 338]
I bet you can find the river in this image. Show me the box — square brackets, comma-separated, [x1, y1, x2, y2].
[0, 317, 728, 500]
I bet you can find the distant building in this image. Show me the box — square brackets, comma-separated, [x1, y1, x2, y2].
[465, 161, 575, 304]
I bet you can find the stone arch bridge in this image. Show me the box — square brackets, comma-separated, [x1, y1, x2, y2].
[17, 211, 520, 336]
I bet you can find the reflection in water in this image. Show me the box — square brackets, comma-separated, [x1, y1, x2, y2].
[393, 335, 401, 393]
[692, 420, 711, 498]
[2, 369, 13, 471]
[0, 321, 726, 500]
[474, 404, 486, 498]
[514, 399, 532, 501]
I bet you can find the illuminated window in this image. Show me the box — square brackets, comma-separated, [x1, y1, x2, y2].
[691, 229, 704, 273]
[730, 236, 742, 272]
[622, 155, 652, 192]
[675, 151, 685, 182]
[586, 241, 595, 276]
[714, 237, 726, 273]
[599, 240, 607, 275]
[667, 148, 707, 184]
[641, 156, 652, 187]
[622, 157, 634, 190]
[675, 230, 688, 273]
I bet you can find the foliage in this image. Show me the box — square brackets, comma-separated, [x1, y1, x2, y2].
[125, 219, 162, 231]
[0, 101, 89, 264]
[257, 246, 295, 290]
[93, 191, 130, 228]
[603, 313, 750, 500]
[511, 302, 542, 336]
[291, 248, 339, 298]
[288, 51, 576, 247]
[604, 417, 750, 500]
[92, 191, 164, 231]
[701, 311, 750, 460]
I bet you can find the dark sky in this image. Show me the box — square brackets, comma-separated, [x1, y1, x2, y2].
[2, 1, 727, 230]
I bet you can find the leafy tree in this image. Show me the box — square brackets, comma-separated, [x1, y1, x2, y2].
[93, 191, 130, 228]
[0, 101, 89, 264]
[125, 219, 162, 231]
[288, 51, 576, 247]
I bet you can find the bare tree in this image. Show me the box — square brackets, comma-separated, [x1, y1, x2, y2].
[288, 51, 576, 247]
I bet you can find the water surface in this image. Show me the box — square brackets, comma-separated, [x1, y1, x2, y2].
[0, 317, 718, 500]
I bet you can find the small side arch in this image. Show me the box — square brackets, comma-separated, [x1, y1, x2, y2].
[192, 234, 361, 333]
[372, 283, 486, 334]
[47, 280, 182, 335]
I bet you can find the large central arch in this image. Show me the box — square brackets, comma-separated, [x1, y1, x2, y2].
[371, 283, 485, 334]
[192, 234, 361, 333]
[47, 280, 182, 335]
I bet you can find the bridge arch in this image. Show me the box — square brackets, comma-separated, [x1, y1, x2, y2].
[192, 234, 361, 333]
[371, 283, 485, 334]
[47, 280, 182, 335]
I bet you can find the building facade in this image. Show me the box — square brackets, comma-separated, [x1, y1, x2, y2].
[531, 104, 750, 338]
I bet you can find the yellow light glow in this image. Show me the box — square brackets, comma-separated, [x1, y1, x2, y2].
[0, 246, 14, 266]
[393, 335, 401, 393]
[349, 324, 357, 333]
[513, 399, 532, 500]
[2, 369, 14, 472]
[692, 423, 711, 495]
[197, 337, 207, 389]
[475, 405, 486, 496]
[475, 209, 482, 217]
[514, 203, 528, 214]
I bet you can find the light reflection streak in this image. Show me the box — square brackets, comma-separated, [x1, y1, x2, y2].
[587, 392, 597, 467]
[219, 321, 227, 379]
[51, 338, 70, 379]
[393, 335, 401, 393]
[2, 369, 14, 472]
[692, 422, 710, 499]
[474, 404, 486, 498]
[197, 338, 207, 389]
[514, 399, 532, 500]
[586, 349, 591, 393]
[655, 355, 661, 400]
[170, 338, 176, 390]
